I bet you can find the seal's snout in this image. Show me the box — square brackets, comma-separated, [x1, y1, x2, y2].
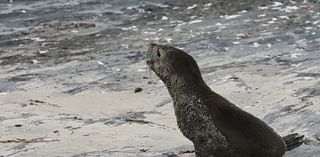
[147, 43, 158, 55]
[147, 43, 161, 60]
[146, 43, 157, 68]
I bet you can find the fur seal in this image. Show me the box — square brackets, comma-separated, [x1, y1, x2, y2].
[146, 43, 303, 157]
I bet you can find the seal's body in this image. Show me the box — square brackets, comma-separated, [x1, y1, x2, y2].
[146, 43, 303, 157]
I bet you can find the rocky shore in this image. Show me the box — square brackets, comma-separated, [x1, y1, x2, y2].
[0, 0, 319, 156]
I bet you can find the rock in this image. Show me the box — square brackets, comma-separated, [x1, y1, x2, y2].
[134, 87, 143, 93]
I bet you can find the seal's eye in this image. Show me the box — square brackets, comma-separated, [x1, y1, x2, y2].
[156, 49, 161, 57]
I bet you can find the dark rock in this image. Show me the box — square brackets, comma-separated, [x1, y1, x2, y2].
[134, 87, 143, 93]
[14, 124, 22, 127]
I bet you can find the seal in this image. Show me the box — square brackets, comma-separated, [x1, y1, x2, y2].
[146, 43, 303, 157]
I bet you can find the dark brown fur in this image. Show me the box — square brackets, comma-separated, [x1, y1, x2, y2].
[147, 43, 287, 157]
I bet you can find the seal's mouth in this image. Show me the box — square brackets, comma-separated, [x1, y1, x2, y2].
[146, 59, 153, 67]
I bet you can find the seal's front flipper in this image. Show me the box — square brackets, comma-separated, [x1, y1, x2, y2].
[283, 133, 304, 151]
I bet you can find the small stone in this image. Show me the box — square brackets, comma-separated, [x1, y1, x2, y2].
[252, 42, 260, 48]
[188, 20, 202, 24]
[204, 3, 212, 7]
[31, 59, 39, 64]
[224, 14, 241, 20]
[134, 87, 143, 93]
[273, 2, 283, 7]
[97, 61, 104, 65]
[229, 76, 239, 80]
[236, 32, 250, 38]
[14, 124, 22, 127]
[266, 43, 272, 49]
[161, 16, 168, 20]
[139, 148, 148, 152]
[39, 50, 48, 54]
[187, 4, 197, 10]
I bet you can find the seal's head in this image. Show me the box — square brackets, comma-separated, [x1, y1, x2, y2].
[146, 43, 203, 85]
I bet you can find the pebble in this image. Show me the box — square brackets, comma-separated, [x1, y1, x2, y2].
[39, 50, 48, 54]
[134, 87, 143, 93]
[14, 124, 22, 127]
[32, 59, 39, 64]
[187, 4, 197, 10]
[97, 61, 104, 65]
[161, 16, 168, 20]
[252, 42, 260, 48]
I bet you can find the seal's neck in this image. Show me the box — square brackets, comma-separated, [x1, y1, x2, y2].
[164, 74, 211, 103]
